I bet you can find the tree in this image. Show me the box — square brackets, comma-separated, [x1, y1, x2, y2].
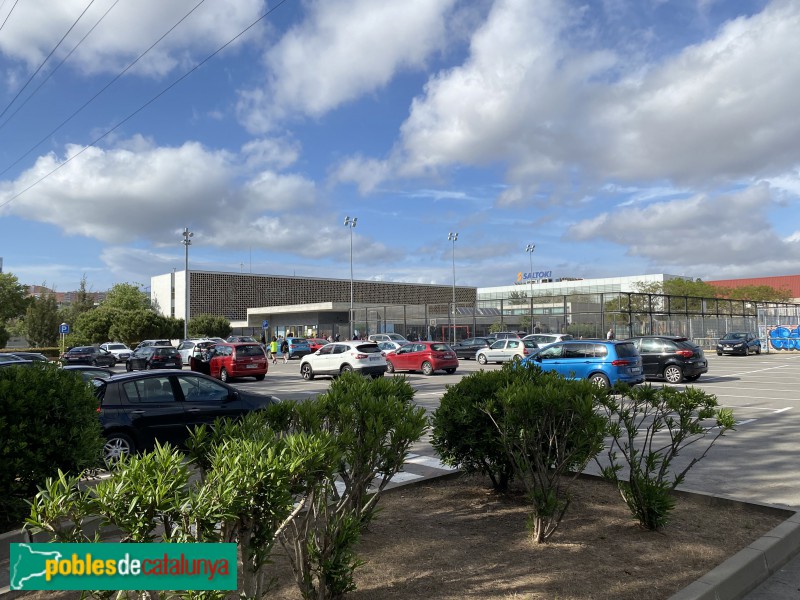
[722, 285, 792, 303]
[189, 314, 232, 338]
[0, 273, 28, 322]
[103, 282, 150, 311]
[25, 292, 60, 347]
[58, 275, 97, 327]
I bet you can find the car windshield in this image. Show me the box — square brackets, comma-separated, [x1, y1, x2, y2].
[73, 347, 94, 352]
[107, 344, 126, 350]
[722, 333, 746, 340]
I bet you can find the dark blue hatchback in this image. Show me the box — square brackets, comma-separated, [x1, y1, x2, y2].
[521, 340, 645, 387]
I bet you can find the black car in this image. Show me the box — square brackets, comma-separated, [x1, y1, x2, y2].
[628, 336, 708, 384]
[94, 370, 279, 462]
[62, 364, 116, 382]
[717, 332, 761, 356]
[7, 351, 49, 362]
[126, 346, 183, 371]
[450, 337, 493, 360]
[0, 359, 35, 369]
[61, 346, 117, 367]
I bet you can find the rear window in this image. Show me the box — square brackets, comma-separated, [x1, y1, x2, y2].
[73, 347, 94, 352]
[430, 343, 450, 351]
[155, 348, 180, 357]
[236, 345, 265, 357]
[355, 343, 382, 354]
[615, 342, 639, 358]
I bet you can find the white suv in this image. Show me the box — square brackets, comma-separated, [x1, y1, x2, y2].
[522, 333, 573, 349]
[176, 338, 215, 365]
[300, 341, 387, 380]
[99, 342, 132, 360]
[367, 333, 408, 344]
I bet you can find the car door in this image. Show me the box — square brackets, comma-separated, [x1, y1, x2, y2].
[174, 373, 243, 430]
[129, 347, 152, 370]
[533, 343, 564, 374]
[313, 344, 335, 374]
[393, 344, 417, 370]
[119, 375, 189, 448]
[561, 342, 594, 379]
[504, 340, 522, 361]
[485, 340, 506, 361]
[636, 338, 663, 378]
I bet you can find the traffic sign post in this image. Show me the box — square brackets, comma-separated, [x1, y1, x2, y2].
[59, 323, 70, 356]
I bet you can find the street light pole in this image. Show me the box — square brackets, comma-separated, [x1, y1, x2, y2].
[448, 232, 458, 344]
[182, 228, 194, 340]
[344, 216, 357, 339]
[526, 243, 535, 333]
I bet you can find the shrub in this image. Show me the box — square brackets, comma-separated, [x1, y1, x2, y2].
[597, 384, 735, 530]
[490, 367, 608, 543]
[431, 366, 538, 491]
[0, 364, 103, 529]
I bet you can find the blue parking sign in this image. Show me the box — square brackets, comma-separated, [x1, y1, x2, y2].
[59, 323, 70, 334]
[262, 320, 269, 328]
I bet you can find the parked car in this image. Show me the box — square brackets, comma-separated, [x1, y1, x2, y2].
[476, 339, 538, 364]
[300, 341, 387, 380]
[206, 342, 268, 382]
[176, 338, 215, 365]
[62, 346, 117, 367]
[226, 335, 258, 343]
[377, 340, 405, 353]
[521, 340, 644, 387]
[6, 351, 49, 362]
[492, 331, 522, 340]
[62, 364, 116, 382]
[94, 370, 280, 462]
[716, 332, 761, 356]
[367, 333, 408, 344]
[99, 342, 132, 361]
[126, 346, 182, 371]
[628, 336, 708, 383]
[385, 342, 459, 375]
[0, 353, 24, 363]
[286, 337, 312, 360]
[522, 333, 574, 348]
[450, 337, 492, 360]
[0, 359, 34, 369]
[307, 338, 330, 352]
[135, 339, 173, 350]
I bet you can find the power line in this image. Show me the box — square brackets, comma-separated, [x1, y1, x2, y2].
[0, 0, 293, 211]
[0, 0, 21, 34]
[0, 0, 122, 133]
[0, 0, 98, 123]
[0, 0, 208, 179]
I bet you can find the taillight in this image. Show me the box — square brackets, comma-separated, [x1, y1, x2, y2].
[354, 353, 368, 359]
[676, 349, 694, 358]
[523, 348, 530, 355]
[611, 359, 631, 366]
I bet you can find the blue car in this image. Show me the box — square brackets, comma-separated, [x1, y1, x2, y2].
[286, 337, 312, 359]
[521, 339, 645, 387]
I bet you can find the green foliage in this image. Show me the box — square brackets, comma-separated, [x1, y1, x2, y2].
[597, 384, 735, 531]
[0, 272, 29, 322]
[430, 367, 524, 491]
[189, 313, 232, 338]
[722, 284, 792, 302]
[490, 366, 608, 543]
[0, 323, 8, 349]
[274, 374, 427, 599]
[488, 321, 505, 333]
[58, 275, 97, 327]
[25, 292, 60, 347]
[103, 282, 151, 311]
[0, 364, 103, 529]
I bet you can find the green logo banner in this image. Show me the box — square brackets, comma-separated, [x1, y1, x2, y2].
[9, 543, 237, 590]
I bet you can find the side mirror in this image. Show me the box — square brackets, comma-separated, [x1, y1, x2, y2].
[227, 390, 239, 402]
[534, 356, 543, 363]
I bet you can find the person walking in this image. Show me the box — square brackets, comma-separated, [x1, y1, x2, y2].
[606, 327, 615, 340]
[269, 336, 278, 364]
[281, 337, 290, 364]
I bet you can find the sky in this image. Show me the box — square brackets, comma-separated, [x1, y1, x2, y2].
[1, 0, 799, 294]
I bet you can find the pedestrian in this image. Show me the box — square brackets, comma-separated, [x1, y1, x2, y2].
[281, 337, 290, 363]
[606, 327, 615, 340]
[269, 336, 278, 364]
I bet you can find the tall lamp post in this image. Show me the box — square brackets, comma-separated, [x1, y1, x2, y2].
[448, 232, 458, 344]
[526, 243, 535, 333]
[344, 216, 357, 339]
[182, 227, 193, 340]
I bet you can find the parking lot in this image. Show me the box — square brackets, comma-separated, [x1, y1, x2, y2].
[102, 350, 800, 509]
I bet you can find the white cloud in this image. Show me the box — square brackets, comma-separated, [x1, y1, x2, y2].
[0, 0, 265, 77]
[237, 0, 458, 131]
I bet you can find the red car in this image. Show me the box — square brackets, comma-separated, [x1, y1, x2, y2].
[307, 338, 330, 352]
[385, 342, 459, 376]
[208, 342, 268, 382]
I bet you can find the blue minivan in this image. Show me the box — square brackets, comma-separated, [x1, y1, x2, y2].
[521, 340, 645, 387]
[286, 337, 312, 359]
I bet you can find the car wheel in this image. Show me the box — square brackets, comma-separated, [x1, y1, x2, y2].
[301, 363, 315, 380]
[422, 361, 434, 376]
[664, 365, 683, 384]
[340, 364, 353, 374]
[744, 346, 750, 356]
[445, 368, 456, 374]
[716, 351, 722, 356]
[110, 359, 117, 367]
[589, 373, 610, 388]
[478, 354, 488, 365]
[125, 362, 132, 372]
[756, 346, 761, 355]
[103, 433, 134, 464]
[254, 374, 265, 381]
[91, 359, 98, 366]
[220, 368, 229, 383]
[512, 355, 522, 363]
[386, 361, 395, 374]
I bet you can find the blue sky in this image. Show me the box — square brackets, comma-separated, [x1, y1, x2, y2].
[1, 0, 799, 294]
